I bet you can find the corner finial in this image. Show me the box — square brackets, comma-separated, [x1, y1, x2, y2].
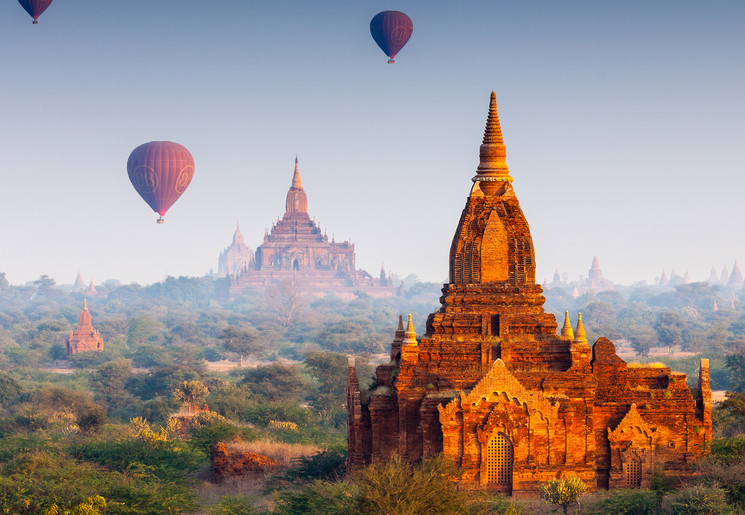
[403, 314, 417, 344]
[561, 311, 574, 339]
[573, 313, 588, 346]
[472, 91, 512, 193]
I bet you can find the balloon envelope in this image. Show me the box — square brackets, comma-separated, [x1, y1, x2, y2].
[370, 10, 413, 62]
[127, 141, 195, 220]
[17, 0, 53, 23]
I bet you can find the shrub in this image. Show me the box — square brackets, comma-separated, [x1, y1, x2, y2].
[272, 479, 361, 515]
[208, 495, 261, 515]
[663, 485, 733, 514]
[275, 447, 347, 484]
[695, 456, 745, 509]
[538, 476, 588, 514]
[585, 489, 658, 514]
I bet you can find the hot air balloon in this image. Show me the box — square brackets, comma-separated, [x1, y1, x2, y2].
[17, 0, 54, 24]
[127, 141, 195, 224]
[370, 10, 413, 63]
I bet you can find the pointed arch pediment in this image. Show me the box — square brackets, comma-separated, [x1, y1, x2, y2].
[608, 404, 659, 448]
[439, 359, 558, 424]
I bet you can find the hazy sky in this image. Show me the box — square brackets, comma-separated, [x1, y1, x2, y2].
[1, 1, 743, 287]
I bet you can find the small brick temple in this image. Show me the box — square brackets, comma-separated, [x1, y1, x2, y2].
[346, 92, 711, 493]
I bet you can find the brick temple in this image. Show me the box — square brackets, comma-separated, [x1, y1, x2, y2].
[66, 300, 103, 358]
[347, 92, 711, 493]
[227, 158, 400, 299]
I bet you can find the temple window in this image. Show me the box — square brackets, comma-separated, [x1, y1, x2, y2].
[487, 433, 513, 486]
[625, 457, 642, 487]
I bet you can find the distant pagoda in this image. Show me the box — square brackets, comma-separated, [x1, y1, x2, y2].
[227, 158, 399, 299]
[66, 300, 103, 358]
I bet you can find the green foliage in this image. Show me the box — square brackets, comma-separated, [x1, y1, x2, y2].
[173, 379, 210, 411]
[40, 495, 106, 515]
[585, 489, 658, 514]
[187, 413, 244, 454]
[0, 445, 197, 514]
[0, 372, 21, 407]
[663, 485, 733, 514]
[276, 447, 347, 484]
[538, 476, 588, 514]
[72, 436, 205, 483]
[241, 403, 313, 428]
[695, 453, 745, 508]
[239, 364, 309, 404]
[273, 455, 523, 515]
[272, 479, 362, 515]
[208, 495, 261, 515]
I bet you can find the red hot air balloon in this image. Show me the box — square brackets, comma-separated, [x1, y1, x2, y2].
[127, 141, 195, 224]
[369, 10, 413, 63]
[17, 0, 54, 24]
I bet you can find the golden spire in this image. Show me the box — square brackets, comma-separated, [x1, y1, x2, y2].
[291, 157, 303, 189]
[403, 313, 417, 345]
[573, 313, 588, 346]
[472, 91, 512, 193]
[561, 311, 574, 339]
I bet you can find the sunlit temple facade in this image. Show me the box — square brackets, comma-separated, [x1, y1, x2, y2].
[347, 92, 711, 494]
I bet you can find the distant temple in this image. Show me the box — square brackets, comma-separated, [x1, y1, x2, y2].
[66, 300, 103, 358]
[218, 222, 254, 276]
[227, 158, 399, 299]
[347, 92, 711, 493]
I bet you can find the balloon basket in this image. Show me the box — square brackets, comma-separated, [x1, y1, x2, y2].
[387, 59, 395, 64]
[156, 217, 164, 224]
[33, 20, 38, 24]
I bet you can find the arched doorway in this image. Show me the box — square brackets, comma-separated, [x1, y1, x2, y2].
[293, 259, 300, 270]
[486, 433, 513, 491]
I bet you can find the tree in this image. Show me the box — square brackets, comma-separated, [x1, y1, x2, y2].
[629, 325, 657, 357]
[0, 372, 21, 407]
[218, 325, 263, 364]
[173, 380, 209, 413]
[239, 363, 308, 403]
[0, 272, 9, 292]
[33, 275, 56, 295]
[726, 352, 745, 392]
[126, 314, 165, 346]
[303, 351, 350, 425]
[654, 311, 686, 354]
[90, 359, 133, 413]
[539, 476, 588, 514]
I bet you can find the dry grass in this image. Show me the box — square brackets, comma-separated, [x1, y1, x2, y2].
[225, 439, 321, 467]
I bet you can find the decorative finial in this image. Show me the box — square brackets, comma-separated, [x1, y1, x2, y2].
[561, 311, 574, 339]
[403, 314, 417, 344]
[83, 298, 88, 310]
[472, 91, 512, 194]
[573, 313, 587, 346]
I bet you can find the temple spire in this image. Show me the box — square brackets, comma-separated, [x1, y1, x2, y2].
[292, 157, 303, 189]
[472, 91, 512, 193]
[561, 311, 574, 339]
[285, 157, 308, 214]
[573, 313, 587, 346]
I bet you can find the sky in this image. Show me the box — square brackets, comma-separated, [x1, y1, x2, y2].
[1, 1, 743, 287]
